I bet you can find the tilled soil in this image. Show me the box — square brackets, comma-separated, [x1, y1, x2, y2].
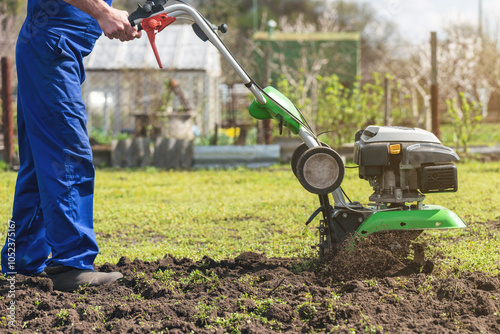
[1, 247, 499, 334]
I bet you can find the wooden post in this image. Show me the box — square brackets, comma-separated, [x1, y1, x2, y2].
[262, 33, 272, 145]
[212, 123, 218, 146]
[430, 32, 440, 139]
[384, 76, 391, 126]
[1, 57, 14, 166]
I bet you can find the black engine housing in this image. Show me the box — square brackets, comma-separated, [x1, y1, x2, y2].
[353, 126, 459, 205]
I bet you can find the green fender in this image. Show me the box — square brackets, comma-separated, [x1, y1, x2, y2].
[248, 86, 303, 134]
[356, 205, 466, 237]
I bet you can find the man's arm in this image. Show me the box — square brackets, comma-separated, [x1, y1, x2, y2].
[64, 0, 141, 41]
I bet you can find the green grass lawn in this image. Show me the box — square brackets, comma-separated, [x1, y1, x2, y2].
[0, 162, 499, 275]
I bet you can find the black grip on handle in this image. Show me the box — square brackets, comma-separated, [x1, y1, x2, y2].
[128, 0, 167, 25]
[129, 19, 142, 32]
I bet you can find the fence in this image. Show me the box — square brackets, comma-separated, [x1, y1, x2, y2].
[82, 69, 220, 139]
[82, 24, 222, 139]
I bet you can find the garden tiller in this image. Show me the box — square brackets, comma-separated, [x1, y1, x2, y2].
[129, 0, 466, 260]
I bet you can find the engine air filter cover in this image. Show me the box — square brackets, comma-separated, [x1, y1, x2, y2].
[420, 164, 458, 193]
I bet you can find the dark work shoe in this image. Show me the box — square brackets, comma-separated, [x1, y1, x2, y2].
[35, 271, 49, 278]
[44, 266, 123, 292]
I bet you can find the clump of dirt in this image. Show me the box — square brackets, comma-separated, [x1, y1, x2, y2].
[320, 231, 431, 282]
[1, 251, 499, 333]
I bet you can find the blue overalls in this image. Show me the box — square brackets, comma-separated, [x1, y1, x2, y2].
[1, 0, 112, 275]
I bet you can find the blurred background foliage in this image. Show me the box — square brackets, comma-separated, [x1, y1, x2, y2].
[1, 0, 499, 153]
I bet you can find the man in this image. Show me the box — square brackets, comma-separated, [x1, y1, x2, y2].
[1, 0, 141, 291]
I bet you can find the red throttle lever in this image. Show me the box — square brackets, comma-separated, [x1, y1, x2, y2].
[142, 13, 176, 68]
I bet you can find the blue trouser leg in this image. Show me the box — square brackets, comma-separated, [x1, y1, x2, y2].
[1, 26, 99, 275]
[0, 97, 51, 275]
